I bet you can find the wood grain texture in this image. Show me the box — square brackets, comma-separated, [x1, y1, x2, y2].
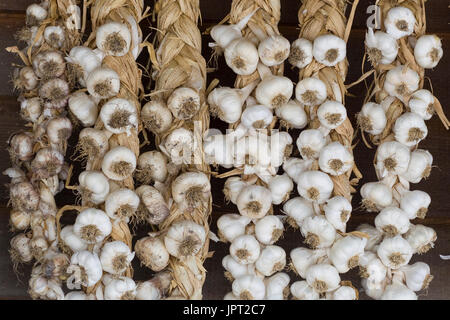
[0, 0, 448, 300]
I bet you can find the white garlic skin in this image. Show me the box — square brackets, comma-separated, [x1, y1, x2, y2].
[324, 196, 352, 233]
[135, 185, 169, 225]
[20, 97, 42, 122]
[230, 234, 261, 265]
[254, 215, 284, 245]
[295, 77, 327, 106]
[100, 98, 138, 135]
[69, 251, 103, 287]
[258, 35, 290, 66]
[10, 233, 33, 263]
[327, 286, 357, 300]
[236, 185, 272, 219]
[296, 129, 327, 159]
[9, 209, 31, 231]
[86, 67, 120, 100]
[167, 87, 200, 120]
[297, 170, 334, 204]
[164, 220, 206, 259]
[78, 170, 110, 205]
[380, 282, 417, 300]
[69, 92, 98, 127]
[300, 216, 336, 249]
[101, 146, 136, 181]
[141, 100, 173, 134]
[96, 22, 131, 57]
[312, 34, 346, 67]
[404, 224, 436, 254]
[222, 255, 255, 280]
[282, 197, 314, 227]
[255, 75, 293, 109]
[282, 157, 313, 183]
[358, 102, 387, 135]
[289, 38, 313, 68]
[400, 190, 431, 219]
[365, 28, 398, 65]
[290, 281, 319, 300]
[318, 142, 354, 176]
[317, 100, 347, 130]
[73, 208, 112, 244]
[414, 35, 443, 68]
[44, 25, 65, 48]
[203, 133, 234, 168]
[217, 214, 252, 243]
[375, 206, 411, 236]
[32, 51, 65, 79]
[104, 277, 137, 300]
[356, 224, 383, 251]
[224, 38, 259, 75]
[400, 262, 433, 291]
[384, 66, 420, 103]
[9, 132, 34, 162]
[64, 291, 89, 300]
[401, 149, 433, 183]
[360, 181, 393, 211]
[265, 272, 290, 300]
[384, 7, 416, 40]
[408, 89, 435, 120]
[16, 66, 38, 91]
[240, 104, 273, 129]
[100, 241, 134, 275]
[223, 176, 248, 204]
[136, 151, 168, 184]
[276, 100, 308, 129]
[394, 112, 428, 147]
[305, 264, 341, 293]
[377, 235, 413, 269]
[66, 46, 102, 86]
[171, 171, 210, 208]
[255, 245, 286, 277]
[375, 141, 411, 177]
[359, 252, 387, 283]
[26, 3, 48, 26]
[329, 236, 367, 273]
[232, 275, 266, 300]
[162, 128, 193, 165]
[135, 235, 169, 272]
[60, 225, 88, 252]
[268, 174, 293, 205]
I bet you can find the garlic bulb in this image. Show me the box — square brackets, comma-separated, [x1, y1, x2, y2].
[358, 252, 387, 283]
[222, 255, 255, 280]
[26, 3, 48, 26]
[135, 185, 169, 225]
[104, 277, 136, 300]
[10, 209, 31, 231]
[258, 35, 290, 66]
[330, 236, 367, 273]
[33, 51, 65, 79]
[255, 75, 293, 109]
[296, 129, 327, 159]
[210, 10, 254, 49]
[360, 181, 393, 212]
[375, 141, 411, 177]
[375, 206, 410, 236]
[100, 98, 138, 135]
[39, 78, 69, 109]
[400, 190, 431, 219]
[408, 89, 435, 120]
[10, 181, 40, 213]
[46, 117, 73, 148]
[78, 170, 110, 205]
[404, 224, 436, 254]
[327, 286, 357, 300]
[361, 278, 387, 300]
[44, 25, 65, 48]
[290, 247, 326, 279]
[66, 46, 102, 86]
[377, 235, 413, 269]
[265, 272, 290, 300]
[401, 149, 432, 183]
[9, 132, 34, 162]
[399, 262, 433, 291]
[217, 214, 251, 243]
[414, 35, 443, 69]
[297, 170, 334, 204]
[78, 128, 109, 159]
[230, 234, 260, 265]
[283, 197, 314, 228]
[20, 97, 42, 122]
[31, 147, 64, 179]
[384, 66, 420, 102]
[167, 87, 200, 120]
[312, 34, 346, 67]
[73, 208, 112, 244]
[394, 112, 428, 147]
[295, 77, 327, 106]
[275, 100, 308, 129]
[96, 22, 131, 57]
[65, 291, 89, 300]
[60, 225, 88, 253]
[100, 241, 134, 275]
[317, 100, 347, 130]
[300, 216, 336, 249]
[203, 133, 234, 168]
[223, 176, 248, 204]
[101, 146, 136, 181]
[14, 66, 38, 91]
[241, 104, 273, 129]
[268, 174, 293, 205]
[232, 275, 265, 300]
[171, 171, 211, 209]
[255, 245, 286, 277]
[234, 134, 271, 171]
[324, 196, 352, 233]
[135, 234, 169, 271]
[365, 28, 398, 65]
[67, 251, 103, 289]
[289, 38, 313, 69]
[384, 6, 416, 39]
[358, 102, 387, 135]
[224, 38, 259, 75]
[282, 157, 313, 182]
[161, 128, 193, 165]
[269, 131, 293, 168]
[290, 281, 319, 300]
[236, 185, 272, 219]
[86, 67, 120, 100]
[254, 215, 284, 245]
[135, 272, 171, 300]
[380, 281, 417, 300]
[141, 100, 173, 134]
[68, 92, 98, 127]
[164, 220, 206, 259]
[10, 233, 33, 264]
[319, 142, 353, 176]
[136, 151, 168, 184]
[305, 264, 341, 293]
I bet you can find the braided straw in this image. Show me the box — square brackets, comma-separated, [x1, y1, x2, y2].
[296, 0, 361, 201]
[151, 0, 211, 300]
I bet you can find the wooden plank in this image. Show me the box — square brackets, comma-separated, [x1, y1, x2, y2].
[0, 0, 35, 12]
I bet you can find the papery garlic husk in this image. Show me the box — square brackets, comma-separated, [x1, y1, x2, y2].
[67, 251, 103, 289]
[60, 225, 88, 253]
[358, 251, 387, 283]
[96, 22, 131, 57]
[236, 185, 272, 219]
[240, 104, 273, 129]
[217, 214, 251, 243]
[135, 185, 169, 225]
[14, 66, 38, 91]
[255, 75, 293, 109]
[312, 34, 346, 67]
[255, 245, 286, 277]
[254, 215, 284, 245]
[258, 35, 290, 66]
[300, 216, 336, 249]
[375, 206, 410, 236]
[232, 274, 266, 300]
[360, 181, 393, 212]
[414, 35, 443, 69]
[77, 128, 109, 160]
[317, 100, 347, 130]
[289, 38, 313, 68]
[408, 89, 435, 120]
[66, 46, 102, 86]
[223, 176, 248, 204]
[290, 281, 319, 300]
[167, 87, 200, 120]
[404, 224, 436, 254]
[377, 235, 413, 269]
[9, 181, 39, 213]
[324, 196, 352, 233]
[384, 6, 416, 39]
[161, 128, 193, 165]
[319, 142, 353, 176]
[358, 102, 387, 135]
[10, 209, 31, 231]
[356, 224, 383, 251]
[32, 51, 65, 80]
[31, 147, 64, 179]
[68, 92, 98, 127]
[306, 264, 341, 293]
[73, 208, 112, 244]
[101, 146, 136, 181]
[283, 197, 314, 228]
[399, 262, 433, 291]
[400, 190, 431, 219]
[86, 67, 120, 100]
[297, 170, 333, 204]
[330, 235, 367, 273]
[222, 255, 256, 281]
[135, 271, 172, 300]
[100, 98, 138, 135]
[171, 171, 210, 209]
[224, 38, 259, 75]
[375, 141, 411, 178]
[141, 100, 173, 134]
[365, 28, 399, 65]
[394, 112, 428, 147]
[384, 66, 420, 103]
[100, 240, 134, 275]
[295, 77, 327, 106]
[78, 170, 110, 205]
[401, 149, 432, 183]
[10, 233, 33, 264]
[276, 100, 308, 129]
[44, 25, 65, 48]
[104, 277, 136, 300]
[20, 97, 42, 122]
[135, 234, 169, 272]
[203, 133, 234, 168]
[265, 272, 290, 300]
[8, 132, 34, 162]
[135, 151, 168, 184]
[26, 3, 48, 26]
[230, 234, 260, 265]
[39, 78, 69, 109]
[380, 281, 417, 300]
[268, 174, 293, 205]
[327, 285, 358, 300]
[164, 220, 206, 259]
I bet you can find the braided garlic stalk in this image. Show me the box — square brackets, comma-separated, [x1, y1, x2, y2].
[356, 0, 447, 299]
[138, 0, 211, 300]
[5, 0, 82, 299]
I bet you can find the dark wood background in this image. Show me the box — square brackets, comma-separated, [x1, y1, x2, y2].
[0, 0, 448, 300]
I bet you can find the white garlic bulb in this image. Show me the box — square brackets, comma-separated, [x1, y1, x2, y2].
[408, 89, 435, 120]
[282, 197, 314, 228]
[100, 98, 138, 135]
[67, 251, 103, 288]
[297, 170, 334, 204]
[86, 67, 120, 100]
[66, 46, 102, 86]
[404, 224, 436, 254]
[290, 281, 319, 300]
[78, 170, 110, 205]
[44, 25, 65, 48]
[380, 281, 417, 300]
[32, 51, 65, 79]
[96, 22, 131, 56]
[282, 157, 314, 183]
[358, 252, 387, 283]
[222, 255, 255, 280]
[319, 142, 353, 176]
[269, 131, 293, 168]
[312, 34, 346, 66]
[306, 264, 341, 293]
[101, 146, 136, 181]
[255, 245, 286, 277]
[10, 233, 33, 264]
[15, 66, 38, 91]
[64, 291, 89, 300]
[375, 206, 410, 236]
[104, 188, 139, 223]
[377, 235, 413, 269]
[330, 236, 367, 273]
[68, 92, 98, 127]
[414, 35, 443, 68]
[289, 38, 313, 68]
[203, 133, 234, 168]
[384, 6, 416, 39]
[400, 190, 431, 219]
[296, 129, 327, 159]
[254, 215, 284, 245]
[104, 277, 136, 300]
[394, 112, 428, 147]
[258, 35, 290, 66]
[401, 149, 433, 183]
[217, 214, 252, 243]
[164, 220, 206, 259]
[60, 225, 88, 252]
[356, 224, 383, 251]
[135, 272, 171, 300]
[232, 275, 265, 300]
[255, 75, 293, 109]
[327, 286, 357, 300]
[265, 272, 290, 300]
[268, 174, 293, 205]
[100, 241, 134, 275]
[230, 234, 260, 265]
[136, 151, 168, 184]
[317, 100, 347, 130]
[161, 128, 193, 165]
[399, 262, 433, 291]
[384, 66, 420, 102]
[171, 171, 211, 209]
[26, 3, 48, 26]
[135, 234, 169, 272]
[224, 38, 259, 75]
[135, 185, 169, 225]
[276, 100, 308, 129]
[241, 104, 273, 129]
[324, 196, 352, 233]
[295, 77, 327, 106]
[365, 28, 398, 65]
[141, 100, 173, 134]
[358, 102, 387, 135]
[20, 97, 42, 122]
[73, 208, 112, 244]
[9, 209, 31, 231]
[167, 87, 200, 120]
[360, 181, 393, 212]
[300, 216, 336, 249]
[236, 185, 272, 219]
[210, 11, 253, 49]
[223, 176, 248, 204]
[375, 141, 411, 177]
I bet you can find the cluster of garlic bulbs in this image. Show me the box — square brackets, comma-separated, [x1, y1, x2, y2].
[356, 2, 446, 300]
